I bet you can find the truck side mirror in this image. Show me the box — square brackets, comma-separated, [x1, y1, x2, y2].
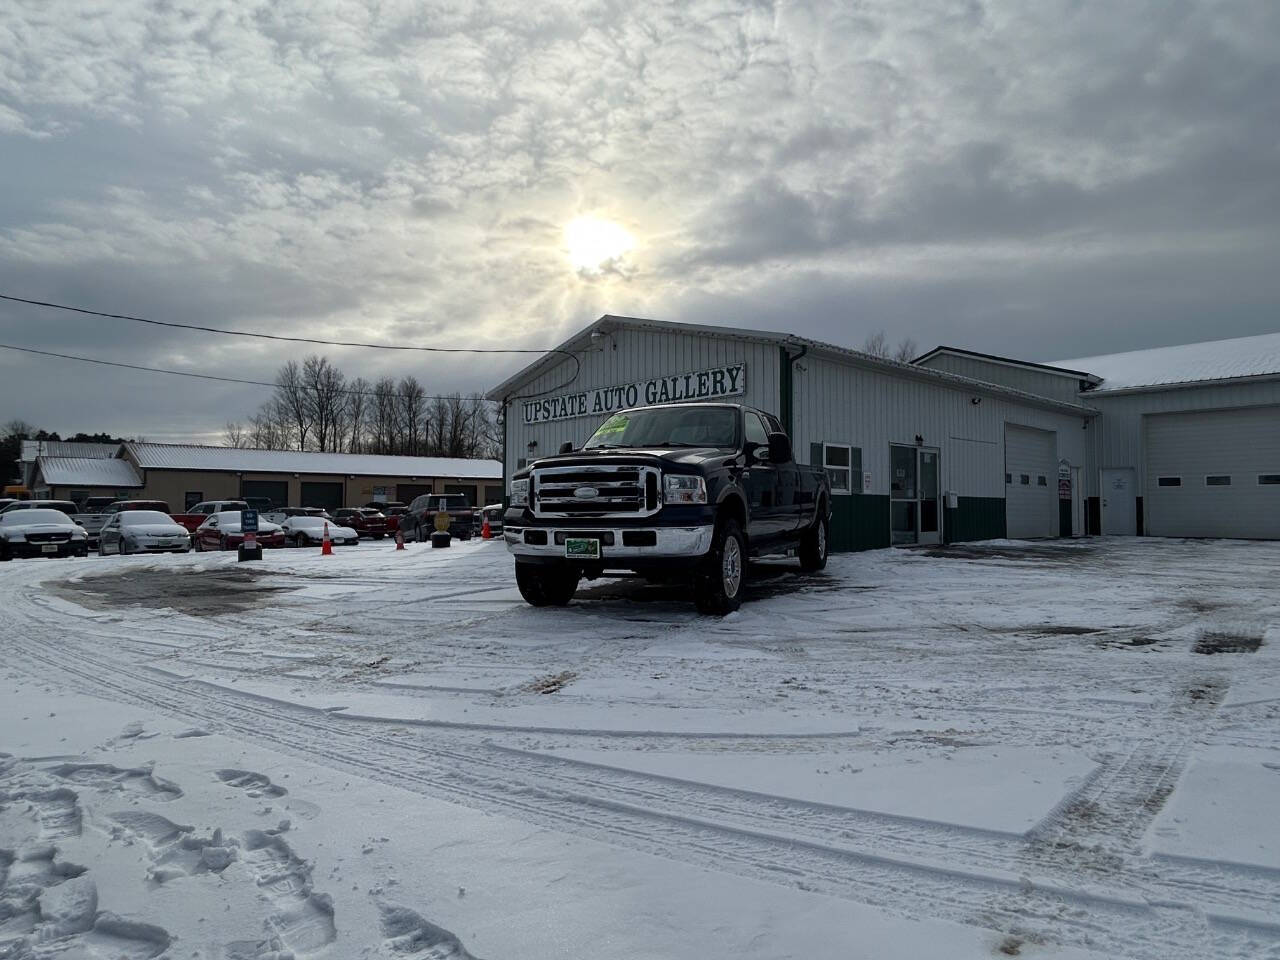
[766, 432, 792, 464]
[558, 440, 574, 455]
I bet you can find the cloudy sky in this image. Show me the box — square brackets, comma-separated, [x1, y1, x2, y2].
[1, 0, 1277, 441]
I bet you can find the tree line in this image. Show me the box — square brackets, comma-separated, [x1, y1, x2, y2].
[223, 355, 501, 460]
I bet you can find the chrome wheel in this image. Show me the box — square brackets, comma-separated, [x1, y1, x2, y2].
[722, 534, 742, 599]
[817, 521, 827, 559]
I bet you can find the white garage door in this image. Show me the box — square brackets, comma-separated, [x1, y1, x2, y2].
[1005, 425, 1058, 539]
[1144, 407, 1280, 539]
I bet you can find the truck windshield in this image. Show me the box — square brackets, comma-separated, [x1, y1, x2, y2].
[584, 407, 738, 450]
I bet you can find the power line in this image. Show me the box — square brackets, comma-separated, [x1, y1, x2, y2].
[0, 342, 484, 402]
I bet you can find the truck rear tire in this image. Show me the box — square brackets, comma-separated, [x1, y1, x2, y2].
[515, 562, 580, 607]
[695, 519, 745, 615]
[799, 512, 829, 572]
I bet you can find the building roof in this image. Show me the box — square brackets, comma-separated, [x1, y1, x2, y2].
[123, 442, 502, 479]
[20, 440, 122, 462]
[913, 345, 1101, 382]
[36, 456, 143, 488]
[1050, 330, 1280, 393]
[488, 315, 1099, 417]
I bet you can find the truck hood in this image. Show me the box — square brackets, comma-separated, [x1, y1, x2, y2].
[527, 446, 736, 470]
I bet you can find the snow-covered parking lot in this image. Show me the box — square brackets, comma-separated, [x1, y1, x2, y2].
[2, 537, 1279, 960]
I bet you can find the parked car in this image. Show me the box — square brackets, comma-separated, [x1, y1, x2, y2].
[104, 499, 172, 515]
[0, 498, 16, 513]
[332, 507, 388, 540]
[280, 516, 360, 547]
[244, 496, 277, 513]
[193, 511, 285, 551]
[0, 508, 90, 560]
[81, 496, 117, 511]
[98, 510, 191, 555]
[504, 402, 832, 614]
[0, 499, 81, 517]
[172, 500, 251, 535]
[365, 502, 408, 534]
[81, 500, 175, 547]
[403, 494, 474, 541]
[263, 506, 333, 525]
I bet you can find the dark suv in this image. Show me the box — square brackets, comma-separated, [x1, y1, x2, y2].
[404, 494, 474, 541]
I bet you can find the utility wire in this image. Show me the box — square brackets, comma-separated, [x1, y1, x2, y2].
[0, 292, 581, 399]
[0, 342, 487, 402]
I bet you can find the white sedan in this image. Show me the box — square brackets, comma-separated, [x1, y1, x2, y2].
[98, 510, 191, 555]
[279, 516, 360, 547]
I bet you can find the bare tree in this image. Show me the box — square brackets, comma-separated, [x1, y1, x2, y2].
[396, 376, 428, 455]
[893, 337, 919, 363]
[223, 421, 247, 448]
[302, 355, 346, 452]
[863, 330, 889, 358]
[274, 360, 311, 451]
[372, 377, 398, 452]
[344, 377, 369, 453]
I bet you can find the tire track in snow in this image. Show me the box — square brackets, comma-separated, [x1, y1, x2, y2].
[6, 603, 1280, 960]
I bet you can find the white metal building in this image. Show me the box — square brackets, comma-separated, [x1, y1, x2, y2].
[489, 316, 1094, 552]
[919, 331, 1280, 540]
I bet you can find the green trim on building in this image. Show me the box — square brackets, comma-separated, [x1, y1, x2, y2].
[830, 495, 890, 552]
[943, 496, 1006, 544]
[778, 345, 794, 435]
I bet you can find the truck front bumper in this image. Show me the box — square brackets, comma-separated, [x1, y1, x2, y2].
[504, 524, 714, 561]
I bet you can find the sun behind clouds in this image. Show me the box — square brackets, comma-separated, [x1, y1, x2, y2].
[564, 216, 634, 275]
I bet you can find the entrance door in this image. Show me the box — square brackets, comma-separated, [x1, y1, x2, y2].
[891, 445, 942, 546]
[1100, 468, 1136, 535]
[1071, 466, 1084, 537]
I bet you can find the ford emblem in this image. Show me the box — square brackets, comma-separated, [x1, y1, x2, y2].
[574, 486, 600, 499]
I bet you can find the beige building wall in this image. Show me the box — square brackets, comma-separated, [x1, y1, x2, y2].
[139, 470, 241, 511]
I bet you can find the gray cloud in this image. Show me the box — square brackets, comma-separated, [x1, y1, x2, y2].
[0, 0, 1277, 440]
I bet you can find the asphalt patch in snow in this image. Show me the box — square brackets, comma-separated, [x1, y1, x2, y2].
[56, 566, 297, 617]
[921, 543, 1098, 563]
[1193, 629, 1263, 655]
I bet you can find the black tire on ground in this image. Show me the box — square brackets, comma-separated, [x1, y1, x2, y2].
[799, 510, 829, 572]
[0, 542, 10, 561]
[295, 534, 307, 548]
[694, 518, 746, 615]
[119, 540, 130, 556]
[220, 536, 229, 551]
[374, 533, 384, 540]
[515, 562, 580, 607]
[413, 523, 423, 543]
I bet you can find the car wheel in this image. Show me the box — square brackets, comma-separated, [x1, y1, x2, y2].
[220, 535, 229, 551]
[799, 510, 829, 572]
[374, 533, 384, 540]
[119, 540, 130, 556]
[515, 561, 580, 607]
[295, 534, 308, 548]
[413, 523, 423, 543]
[0, 541, 10, 562]
[695, 518, 745, 615]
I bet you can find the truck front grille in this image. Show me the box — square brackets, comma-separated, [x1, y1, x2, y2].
[532, 465, 661, 518]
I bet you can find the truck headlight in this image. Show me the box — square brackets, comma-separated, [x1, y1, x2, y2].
[663, 474, 707, 505]
[510, 478, 529, 506]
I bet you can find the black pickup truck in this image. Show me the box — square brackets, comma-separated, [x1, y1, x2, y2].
[503, 402, 832, 614]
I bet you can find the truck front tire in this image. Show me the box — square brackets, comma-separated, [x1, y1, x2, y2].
[695, 519, 745, 615]
[515, 561, 580, 607]
[799, 512, 829, 572]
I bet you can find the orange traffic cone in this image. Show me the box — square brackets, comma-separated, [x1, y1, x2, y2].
[321, 522, 333, 556]
[481, 517, 492, 540]
[395, 527, 405, 550]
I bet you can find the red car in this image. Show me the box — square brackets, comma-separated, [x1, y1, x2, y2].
[333, 507, 388, 540]
[193, 511, 286, 551]
[364, 502, 407, 533]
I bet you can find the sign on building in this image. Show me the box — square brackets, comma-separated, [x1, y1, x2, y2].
[522, 363, 747, 425]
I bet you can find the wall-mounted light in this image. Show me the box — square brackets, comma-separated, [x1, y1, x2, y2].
[970, 396, 982, 405]
[527, 440, 538, 454]
[914, 434, 924, 446]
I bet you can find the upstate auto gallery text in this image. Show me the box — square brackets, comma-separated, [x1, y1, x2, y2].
[522, 363, 747, 424]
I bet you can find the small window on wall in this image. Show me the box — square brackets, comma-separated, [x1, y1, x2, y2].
[810, 443, 860, 494]
[1157, 477, 1181, 487]
[1205, 475, 1231, 486]
[1020, 475, 1030, 485]
[1260, 474, 1280, 485]
[1037, 476, 1048, 486]
[1005, 473, 1012, 485]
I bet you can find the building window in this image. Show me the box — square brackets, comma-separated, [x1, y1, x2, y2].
[1260, 474, 1280, 485]
[1005, 473, 1012, 484]
[185, 491, 203, 509]
[1020, 474, 1030, 485]
[1037, 475, 1047, 486]
[810, 443, 861, 494]
[1157, 477, 1181, 487]
[1205, 475, 1231, 486]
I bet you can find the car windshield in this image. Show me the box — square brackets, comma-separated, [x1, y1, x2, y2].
[4, 509, 69, 524]
[212, 511, 243, 524]
[289, 517, 327, 528]
[584, 406, 738, 450]
[121, 511, 173, 525]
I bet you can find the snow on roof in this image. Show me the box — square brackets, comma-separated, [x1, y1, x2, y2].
[123, 442, 502, 479]
[20, 440, 122, 462]
[37, 456, 143, 488]
[1051, 331, 1280, 392]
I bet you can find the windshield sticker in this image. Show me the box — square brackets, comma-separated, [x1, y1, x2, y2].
[594, 415, 629, 437]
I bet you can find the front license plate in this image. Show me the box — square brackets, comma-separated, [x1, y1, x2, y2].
[565, 537, 600, 560]
[40, 544, 58, 554]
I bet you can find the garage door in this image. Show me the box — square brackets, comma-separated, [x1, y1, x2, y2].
[1005, 425, 1058, 539]
[397, 483, 432, 503]
[241, 479, 288, 509]
[300, 481, 344, 513]
[1144, 407, 1280, 539]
